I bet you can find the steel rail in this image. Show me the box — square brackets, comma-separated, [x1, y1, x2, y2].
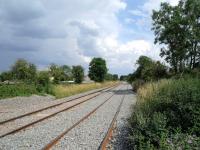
[42, 86, 124, 150]
[0, 84, 117, 125]
[98, 85, 128, 150]
[0, 84, 119, 139]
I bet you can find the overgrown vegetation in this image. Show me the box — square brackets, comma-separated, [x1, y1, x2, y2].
[128, 0, 200, 149]
[52, 81, 117, 99]
[129, 56, 167, 91]
[128, 78, 200, 149]
[0, 83, 38, 99]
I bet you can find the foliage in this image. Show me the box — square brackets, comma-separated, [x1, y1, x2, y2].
[0, 83, 38, 99]
[113, 74, 118, 80]
[89, 57, 108, 82]
[61, 65, 73, 80]
[49, 64, 73, 84]
[11, 59, 37, 81]
[120, 75, 128, 81]
[35, 71, 52, 93]
[152, 0, 200, 73]
[128, 78, 200, 149]
[72, 65, 84, 84]
[0, 71, 13, 82]
[132, 79, 145, 92]
[132, 56, 167, 82]
[105, 73, 119, 81]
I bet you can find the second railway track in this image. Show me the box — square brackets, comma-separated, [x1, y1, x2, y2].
[0, 84, 119, 138]
[43, 85, 128, 150]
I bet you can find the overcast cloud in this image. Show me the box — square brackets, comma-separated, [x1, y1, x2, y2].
[0, 0, 179, 75]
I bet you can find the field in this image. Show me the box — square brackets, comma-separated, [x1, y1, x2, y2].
[128, 78, 200, 149]
[52, 81, 118, 98]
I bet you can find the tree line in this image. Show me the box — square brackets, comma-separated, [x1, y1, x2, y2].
[0, 57, 118, 85]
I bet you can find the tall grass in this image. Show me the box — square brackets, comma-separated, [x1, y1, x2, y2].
[128, 78, 200, 149]
[52, 81, 118, 99]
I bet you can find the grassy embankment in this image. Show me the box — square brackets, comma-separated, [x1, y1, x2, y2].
[52, 81, 118, 99]
[0, 81, 118, 99]
[128, 78, 200, 149]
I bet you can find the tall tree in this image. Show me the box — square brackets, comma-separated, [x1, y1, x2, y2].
[152, 0, 200, 72]
[11, 59, 37, 81]
[61, 65, 72, 80]
[72, 65, 84, 84]
[88, 58, 108, 82]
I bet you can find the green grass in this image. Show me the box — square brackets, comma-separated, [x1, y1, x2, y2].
[0, 83, 38, 99]
[128, 78, 200, 149]
[52, 81, 118, 99]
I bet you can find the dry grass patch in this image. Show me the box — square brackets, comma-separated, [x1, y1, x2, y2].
[52, 81, 118, 99]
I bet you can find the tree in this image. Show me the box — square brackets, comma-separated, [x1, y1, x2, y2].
[49, 64, 64, 84]
[89, 58, 108, 82]
[0, 71, 13, 82]
[11, 59, 37, 81]
[152, 0, 200, 72]
[72, 65, 84, 84]
[105, 73, 113, 81]
[113, 74, 118, 81]
[61, 65, 73, 80]
[36, 71, 50, 93]
[133, 56, 167, 81]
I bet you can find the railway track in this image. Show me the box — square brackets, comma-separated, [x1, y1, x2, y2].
[99, 85, 128, 150]
[42, 85, 127, 150]
[0, 84, 119, 138]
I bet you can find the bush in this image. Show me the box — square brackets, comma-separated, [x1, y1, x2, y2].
[128, 78, 200, 149]
[132, 79, 145, 92]
[0, 83, 38, 99]
[36, 71, 51, 93]
[72, 65, 84, 84]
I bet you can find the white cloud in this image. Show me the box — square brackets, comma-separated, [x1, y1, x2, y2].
[0, 0, 165, 75]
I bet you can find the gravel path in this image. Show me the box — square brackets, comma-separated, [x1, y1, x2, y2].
[0, 85, 122, 150]
[0, 87, 111, 122]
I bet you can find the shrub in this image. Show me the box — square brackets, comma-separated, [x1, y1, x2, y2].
[128, 78, 200, 149]
[36, 71, 51, 93]
[72, 65, 84, 84]
[132, 79, 145, 92]
[0, 83, 38, 99]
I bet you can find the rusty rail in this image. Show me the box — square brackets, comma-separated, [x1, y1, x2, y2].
[98, 85, 127, 150]
[0, 84, 119, 138]
[42, 86, 123, 150]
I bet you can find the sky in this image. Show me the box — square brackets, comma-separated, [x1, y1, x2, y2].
[0, 0, 179, 75]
